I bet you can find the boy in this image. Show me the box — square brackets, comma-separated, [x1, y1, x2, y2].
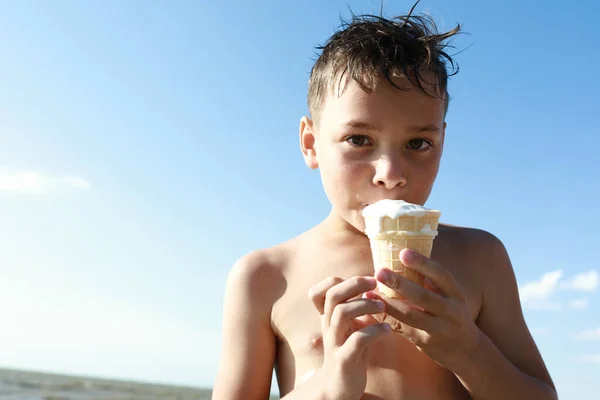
[212, 9, 557, 400]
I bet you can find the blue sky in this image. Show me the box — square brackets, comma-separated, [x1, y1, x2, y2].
[0, 0, 598, 398]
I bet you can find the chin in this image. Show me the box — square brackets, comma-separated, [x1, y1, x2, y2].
[330, 203, 369, 234]
[347, 209, 368, 234]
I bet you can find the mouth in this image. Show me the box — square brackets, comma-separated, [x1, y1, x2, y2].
[365, 197, 408, 205]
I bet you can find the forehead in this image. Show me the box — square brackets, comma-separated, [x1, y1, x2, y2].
[319, 75, 445, 129]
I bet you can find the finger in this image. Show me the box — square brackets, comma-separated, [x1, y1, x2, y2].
[424, 278, 442, 295]
[308, 276, 344, 315]
[341, 323, 391, 363]
[375, 268, 447, 316]
[385, 319, 426, 347]
[330, 298, 385, 345]
[399, 249, 464, 300]
[323, 276, 377, 327]
[367, 290, 426, 313]
[383, 296, 437, 331]
[367, 290, 437, 332]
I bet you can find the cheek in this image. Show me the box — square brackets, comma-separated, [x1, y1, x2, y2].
[413, 163, 438, 182]
[319, 154, 371, 202]
[329, 156, 371, 186]
[420, 157, 441, 179]
[409, 159, 441, 195]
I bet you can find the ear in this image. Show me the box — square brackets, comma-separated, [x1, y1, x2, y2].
[299, 116, 318, 169]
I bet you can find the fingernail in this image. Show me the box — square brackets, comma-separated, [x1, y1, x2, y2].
[375, 300, 385, 310]
[378, 268, 390, 281]
[365, 276, 377, 285]
[403, 249, 417, 264]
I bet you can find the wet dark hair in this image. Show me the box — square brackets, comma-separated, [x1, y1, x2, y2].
[307, 2, 462, 121]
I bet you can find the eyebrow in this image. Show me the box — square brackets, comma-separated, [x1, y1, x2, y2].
[342, 120, 441, 134]
[407, 124, 441, 134]
[343, 120, 382, 131]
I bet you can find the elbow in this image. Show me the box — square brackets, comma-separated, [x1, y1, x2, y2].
[536, 379, 558, 400]
[547, 387, 559, 400]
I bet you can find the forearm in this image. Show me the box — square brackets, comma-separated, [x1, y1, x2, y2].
[453, 331, 557, 400]
[280, 370, 329, 400]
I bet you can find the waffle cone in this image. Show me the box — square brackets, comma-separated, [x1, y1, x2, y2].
[365, 212, 440, 299]
[369, 235, 434, 298]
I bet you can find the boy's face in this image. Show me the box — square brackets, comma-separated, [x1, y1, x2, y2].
[300, 75, 446, 233]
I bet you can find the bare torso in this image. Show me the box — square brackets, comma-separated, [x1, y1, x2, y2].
[269, 222, 483, 399]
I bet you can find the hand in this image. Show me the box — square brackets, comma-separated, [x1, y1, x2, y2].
[308, 276, 391, 400]
[366, 249, 482, 372]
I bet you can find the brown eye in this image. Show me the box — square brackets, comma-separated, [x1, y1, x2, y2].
[407, 139, 432, 151]
[346, 135, 370, 146]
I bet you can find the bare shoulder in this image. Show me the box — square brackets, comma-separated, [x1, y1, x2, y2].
[225, 244, 293, 310]
[438, 223, 507, 255]
[432, 224, 511, 316]
[226, 223, 323, 312]
[440, 224, 516, 308]
[437, 223, 511, 277]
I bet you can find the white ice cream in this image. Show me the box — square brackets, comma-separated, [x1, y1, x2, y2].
[362, 199, 434, 218]
[362, 199, 440, 237]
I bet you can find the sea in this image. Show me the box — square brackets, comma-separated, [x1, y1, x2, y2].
[0, 368, 279, 399]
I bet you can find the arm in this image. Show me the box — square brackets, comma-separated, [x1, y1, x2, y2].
[368, 232, 558, 400]
[213, 252, 388, 400]
[212, 251, 279, 400]
[452, 233, 557, 400]
[280, 369, 329, 400]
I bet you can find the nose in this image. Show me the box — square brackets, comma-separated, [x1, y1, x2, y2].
[372, 155, 407, 189]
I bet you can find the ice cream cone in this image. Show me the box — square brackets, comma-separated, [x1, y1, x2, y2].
[362, 200, 441, 299]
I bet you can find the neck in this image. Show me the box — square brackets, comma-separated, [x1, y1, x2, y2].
[320, 208, 367, 240]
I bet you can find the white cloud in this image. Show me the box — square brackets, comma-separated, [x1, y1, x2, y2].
[519, 270, 562, 302]
[569, 298, 589, 309]
[519, 270, 598, 311]
[560, 270, 599, 292]
[574, 328, 600, 342]
[575, 354, 600, 364]
[0, 167, 90, 194]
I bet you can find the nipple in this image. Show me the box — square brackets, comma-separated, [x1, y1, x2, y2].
[308, 332, 323, 349]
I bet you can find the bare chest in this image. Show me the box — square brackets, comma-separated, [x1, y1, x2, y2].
[271, 245, 479, 398]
